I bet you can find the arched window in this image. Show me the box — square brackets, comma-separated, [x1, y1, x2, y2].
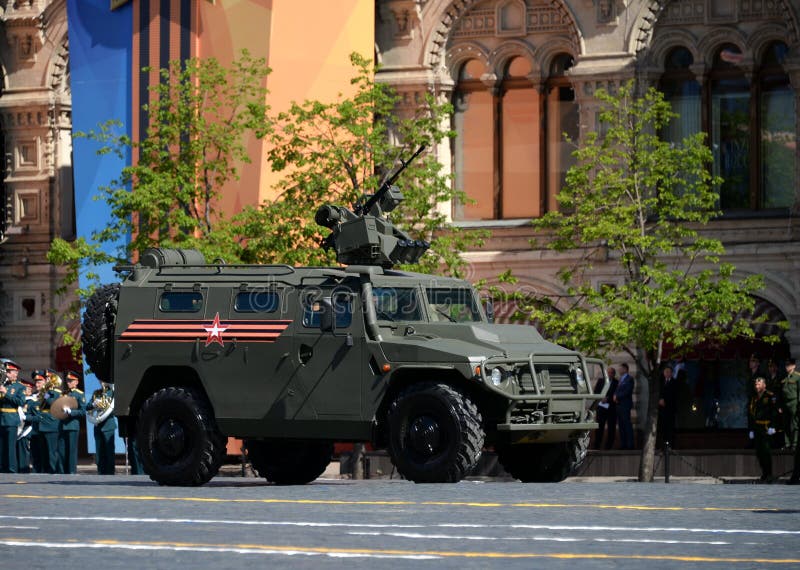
[660, 47, 701, 143]
[710, 44, 750, 210]
[759, 41, 796, 209]
[450, 53, 578, 221]
[501, 57, 539, 218]
[545, 54, 577, 213]
[453, 59, 494, 220]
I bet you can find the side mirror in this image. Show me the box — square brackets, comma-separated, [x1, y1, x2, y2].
[483, 298, 495, 323]
[319, 298, 336, 332]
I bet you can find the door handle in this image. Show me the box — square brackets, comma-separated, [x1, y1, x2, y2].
[299, 343, 313, 365]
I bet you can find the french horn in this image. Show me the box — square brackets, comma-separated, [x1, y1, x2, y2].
[87, 385, 114, 425]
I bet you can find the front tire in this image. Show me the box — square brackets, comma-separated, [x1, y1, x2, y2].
[245, 439, 333, 485]
[137, 387, 226, 486]
[497, 431, 590, 482]
[387, 382, 484, 483]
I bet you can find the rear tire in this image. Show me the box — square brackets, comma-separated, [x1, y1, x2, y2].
[82, 283, 120, 383]
[137, 387, 226, 486]
[387, 382, 484, 483]
[497, 431, 590, 483]
[245, 439, 333, 485]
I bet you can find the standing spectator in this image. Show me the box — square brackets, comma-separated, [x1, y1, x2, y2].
[59, 370, 86, 474]
[658, 365, 679, 449]
[87, 383, 116, 475]
[789, 398, 800, 485]
[766, 360, 786, 448]
[593, 366, 618, 449]
[614, 363, 635, 450]
[0, 359, 26, 473]
[748, 376, 778, 483]
[783, 358, 799, 450]
[748, 354, 763, 399]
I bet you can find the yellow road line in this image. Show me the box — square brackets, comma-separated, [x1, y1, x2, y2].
[0, 536, 798, 563]
[0, 493, 783, 512]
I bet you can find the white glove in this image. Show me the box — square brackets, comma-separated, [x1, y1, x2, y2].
[767, 428, 776, 435]
[63, 406, 71, 415]
[748, 431, 754, 439]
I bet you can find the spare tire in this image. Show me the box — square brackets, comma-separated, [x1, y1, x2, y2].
[82, 283, 120, 383]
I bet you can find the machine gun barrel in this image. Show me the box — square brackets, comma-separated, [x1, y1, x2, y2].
[355, 144, 426, 216]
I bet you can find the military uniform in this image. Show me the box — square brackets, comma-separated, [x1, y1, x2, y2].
[0, 360, 26, 473]
[782, 368, 800, 449]
[749, 387, 778, 481]
[38, 384, 64, 474]
[15, 384, 38, 473]
[59, 374, 86, 474]
[87, 386, 116, 475]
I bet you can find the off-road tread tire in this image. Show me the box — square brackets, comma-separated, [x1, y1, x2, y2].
[497, 430, 590, 483]
[82, 283, 120, 383]
[138, 387, 226, 486]
[387, 382, 484, 483]
[245, 439, 334, 485]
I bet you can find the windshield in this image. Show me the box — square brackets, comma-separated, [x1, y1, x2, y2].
[426, 288, 482, 323]
[372, 287, 425, 322]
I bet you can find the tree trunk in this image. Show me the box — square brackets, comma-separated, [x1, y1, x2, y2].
[351, 443, 365, 480]
[638, 372, 661, 482]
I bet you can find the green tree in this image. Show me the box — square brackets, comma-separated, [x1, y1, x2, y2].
[522, 81, 773, 481]
[233, 52, 482, 276]
[48, 50, 271, 354]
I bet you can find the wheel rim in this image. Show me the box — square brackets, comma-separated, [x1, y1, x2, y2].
[406, 414, 445, 459]
[155, 418, 187, 459]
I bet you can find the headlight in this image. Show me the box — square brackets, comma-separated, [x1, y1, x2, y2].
[574, 367, 584, 384]
[490, 367, 503, 386]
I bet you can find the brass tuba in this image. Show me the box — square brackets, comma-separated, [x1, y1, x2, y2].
[87, 384, 114, 425]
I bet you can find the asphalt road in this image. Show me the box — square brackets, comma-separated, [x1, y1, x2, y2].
[1, 474, 799, 569]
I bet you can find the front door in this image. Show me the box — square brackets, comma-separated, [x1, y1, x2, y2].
[290, 284, 363, 420]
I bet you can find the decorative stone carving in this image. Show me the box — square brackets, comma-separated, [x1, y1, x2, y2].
[596, 0, 616, 25]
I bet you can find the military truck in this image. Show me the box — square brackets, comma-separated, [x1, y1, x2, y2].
[82, 149, 607, 486]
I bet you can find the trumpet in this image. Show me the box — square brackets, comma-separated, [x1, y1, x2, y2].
[87, 384, 114, 425]
[39, 370, 63, 403]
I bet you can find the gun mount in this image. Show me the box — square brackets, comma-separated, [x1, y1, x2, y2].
[315, 145, 430, 268]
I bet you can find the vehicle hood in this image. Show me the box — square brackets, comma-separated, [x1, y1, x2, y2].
[379, 322, 578, 363]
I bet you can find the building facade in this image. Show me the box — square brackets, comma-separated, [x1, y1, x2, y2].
[376, 0, 800, 436]
[0, 0, 72, 370]
[0, 1, 798, 443]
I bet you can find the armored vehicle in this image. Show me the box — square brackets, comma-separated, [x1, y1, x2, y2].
[83, 149, 607, 486]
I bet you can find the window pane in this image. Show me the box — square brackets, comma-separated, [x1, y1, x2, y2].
[546, 84, 578, 213]
[234, 291, 279, 313]
[661, 77, 701, 142]
[302, 293, 353, 328]
[453, 90, 495, 219]
[372, 287, 424, 322]
[159, 292, 203, 312]
[760, 75, 797, 208]
[502, 88, 540, 218]
[711, 77, 751, 209]
[425, 288, 482, 323]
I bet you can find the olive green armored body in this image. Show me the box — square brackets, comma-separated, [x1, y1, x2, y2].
[84, 151, 606, 486]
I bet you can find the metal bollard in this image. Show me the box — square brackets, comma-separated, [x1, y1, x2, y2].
[664, 441, 671, 483]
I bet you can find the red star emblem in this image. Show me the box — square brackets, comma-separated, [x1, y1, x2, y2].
[203, 312, 229, 347]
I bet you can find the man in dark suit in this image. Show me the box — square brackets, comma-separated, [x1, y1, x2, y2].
[614, 363, 635, 450]
[593, 366, 618, 449]
[658, 364, 679, 449]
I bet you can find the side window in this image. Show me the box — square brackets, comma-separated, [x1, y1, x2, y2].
[159, 292, 203, 312]
[302, 291, 354, 328]
[234, 291, 280, 313]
